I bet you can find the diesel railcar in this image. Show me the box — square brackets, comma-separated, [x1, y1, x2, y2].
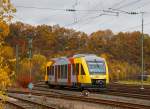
[45, 54, 109, 90]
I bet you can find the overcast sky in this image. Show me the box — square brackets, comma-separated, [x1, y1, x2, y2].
[11, 0, 150, 34]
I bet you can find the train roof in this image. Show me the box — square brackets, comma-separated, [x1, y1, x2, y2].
[51, 57, 70, 65]
[49, 54, 104, 64]
[73, 54, 105, 62]
[73, 54, 96, 58]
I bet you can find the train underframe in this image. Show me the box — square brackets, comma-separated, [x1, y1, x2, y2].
[46, 79, 107, 91]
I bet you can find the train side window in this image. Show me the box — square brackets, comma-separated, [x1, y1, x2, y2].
[76, 64, 79, 75]
[61, 65, 63, 78]
[64, 64, 68, 78]
[81, 64, 85, 75]
[59, 65, 61, 78]
[51, 66, 53, 75]
[52, 66, 54, 75]
[55, 65, 57, 76]
[62, 65, 64, 78]
[50, 66, 52, 75]
[58, 65, 61, 78]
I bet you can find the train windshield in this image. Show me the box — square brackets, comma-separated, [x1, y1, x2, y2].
[87, 61, 106, 74]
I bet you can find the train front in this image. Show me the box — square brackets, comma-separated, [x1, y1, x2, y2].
[84, 56, 109, 89]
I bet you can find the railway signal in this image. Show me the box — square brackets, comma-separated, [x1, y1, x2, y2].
[28, 82, 34, 90]
[27, 35, 33, 96]
[28, 36, 33, 59]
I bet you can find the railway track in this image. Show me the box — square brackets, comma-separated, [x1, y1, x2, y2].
[4, 93, 56, 109]
[101, 91, 150, 100]
[108, 83, 150, 95]
[1, 98, 28, 109]
[8, 86, 150, 109]
[33, 83, 150, 100]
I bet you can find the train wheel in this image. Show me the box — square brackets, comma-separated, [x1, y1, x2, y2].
[45, 81, 48, 84]
[59, 85, 65, 89]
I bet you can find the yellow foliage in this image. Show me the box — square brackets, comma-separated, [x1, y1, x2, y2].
[19, 58, 31, 74]
[0, 21, 9, 41]
[108, 60, 140, 81]
[32, 54, 47, 74]
[1, 46, 13, 59]
[0, 66, 11, 90]
[0, 91, 7, 109]
[100, 53, 111, 60]
[0, 58, 11, 109]
[0, 0, 16, 108]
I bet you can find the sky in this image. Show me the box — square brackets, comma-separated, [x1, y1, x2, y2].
[11, 0, 150, 34]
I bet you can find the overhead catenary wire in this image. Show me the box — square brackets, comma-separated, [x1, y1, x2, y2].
[65, 0, 106, 27]
[15, 5, 113, 12]
[65, 14, 102, 27]
[77, 0, 126, 30]
[16, 5, 149, 13]
[72, 0, 78, 23]
[74, 0, 126, 31]
[73, 0, 150, 32]
[64, 12, 118, 27]
[13, 1, 150, 34]
[66, 0, 137, 30]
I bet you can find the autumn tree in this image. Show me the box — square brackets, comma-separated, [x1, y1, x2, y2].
[32, 54, 47, 81]
[0, 0, 16, 108]
[88, 29, 113, 54]
[108, 32, 141, 64]
[17, 54, 46, 87]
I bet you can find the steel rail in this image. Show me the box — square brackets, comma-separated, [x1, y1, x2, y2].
[7, 93, 57, 109]
[8, 88, 150, 109]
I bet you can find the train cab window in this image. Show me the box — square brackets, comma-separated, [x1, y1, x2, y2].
[81, 64, 85, 75]
[76, 64, 79, 75]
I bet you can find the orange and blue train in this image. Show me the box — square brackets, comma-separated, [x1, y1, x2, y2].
[45, 54, 109, 90]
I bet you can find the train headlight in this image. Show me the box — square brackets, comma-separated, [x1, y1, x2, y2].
[98, 80, 104, 87]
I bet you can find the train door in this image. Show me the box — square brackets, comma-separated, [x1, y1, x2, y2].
[78, 64, 86, 83]
[71, 63, 77, 86]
